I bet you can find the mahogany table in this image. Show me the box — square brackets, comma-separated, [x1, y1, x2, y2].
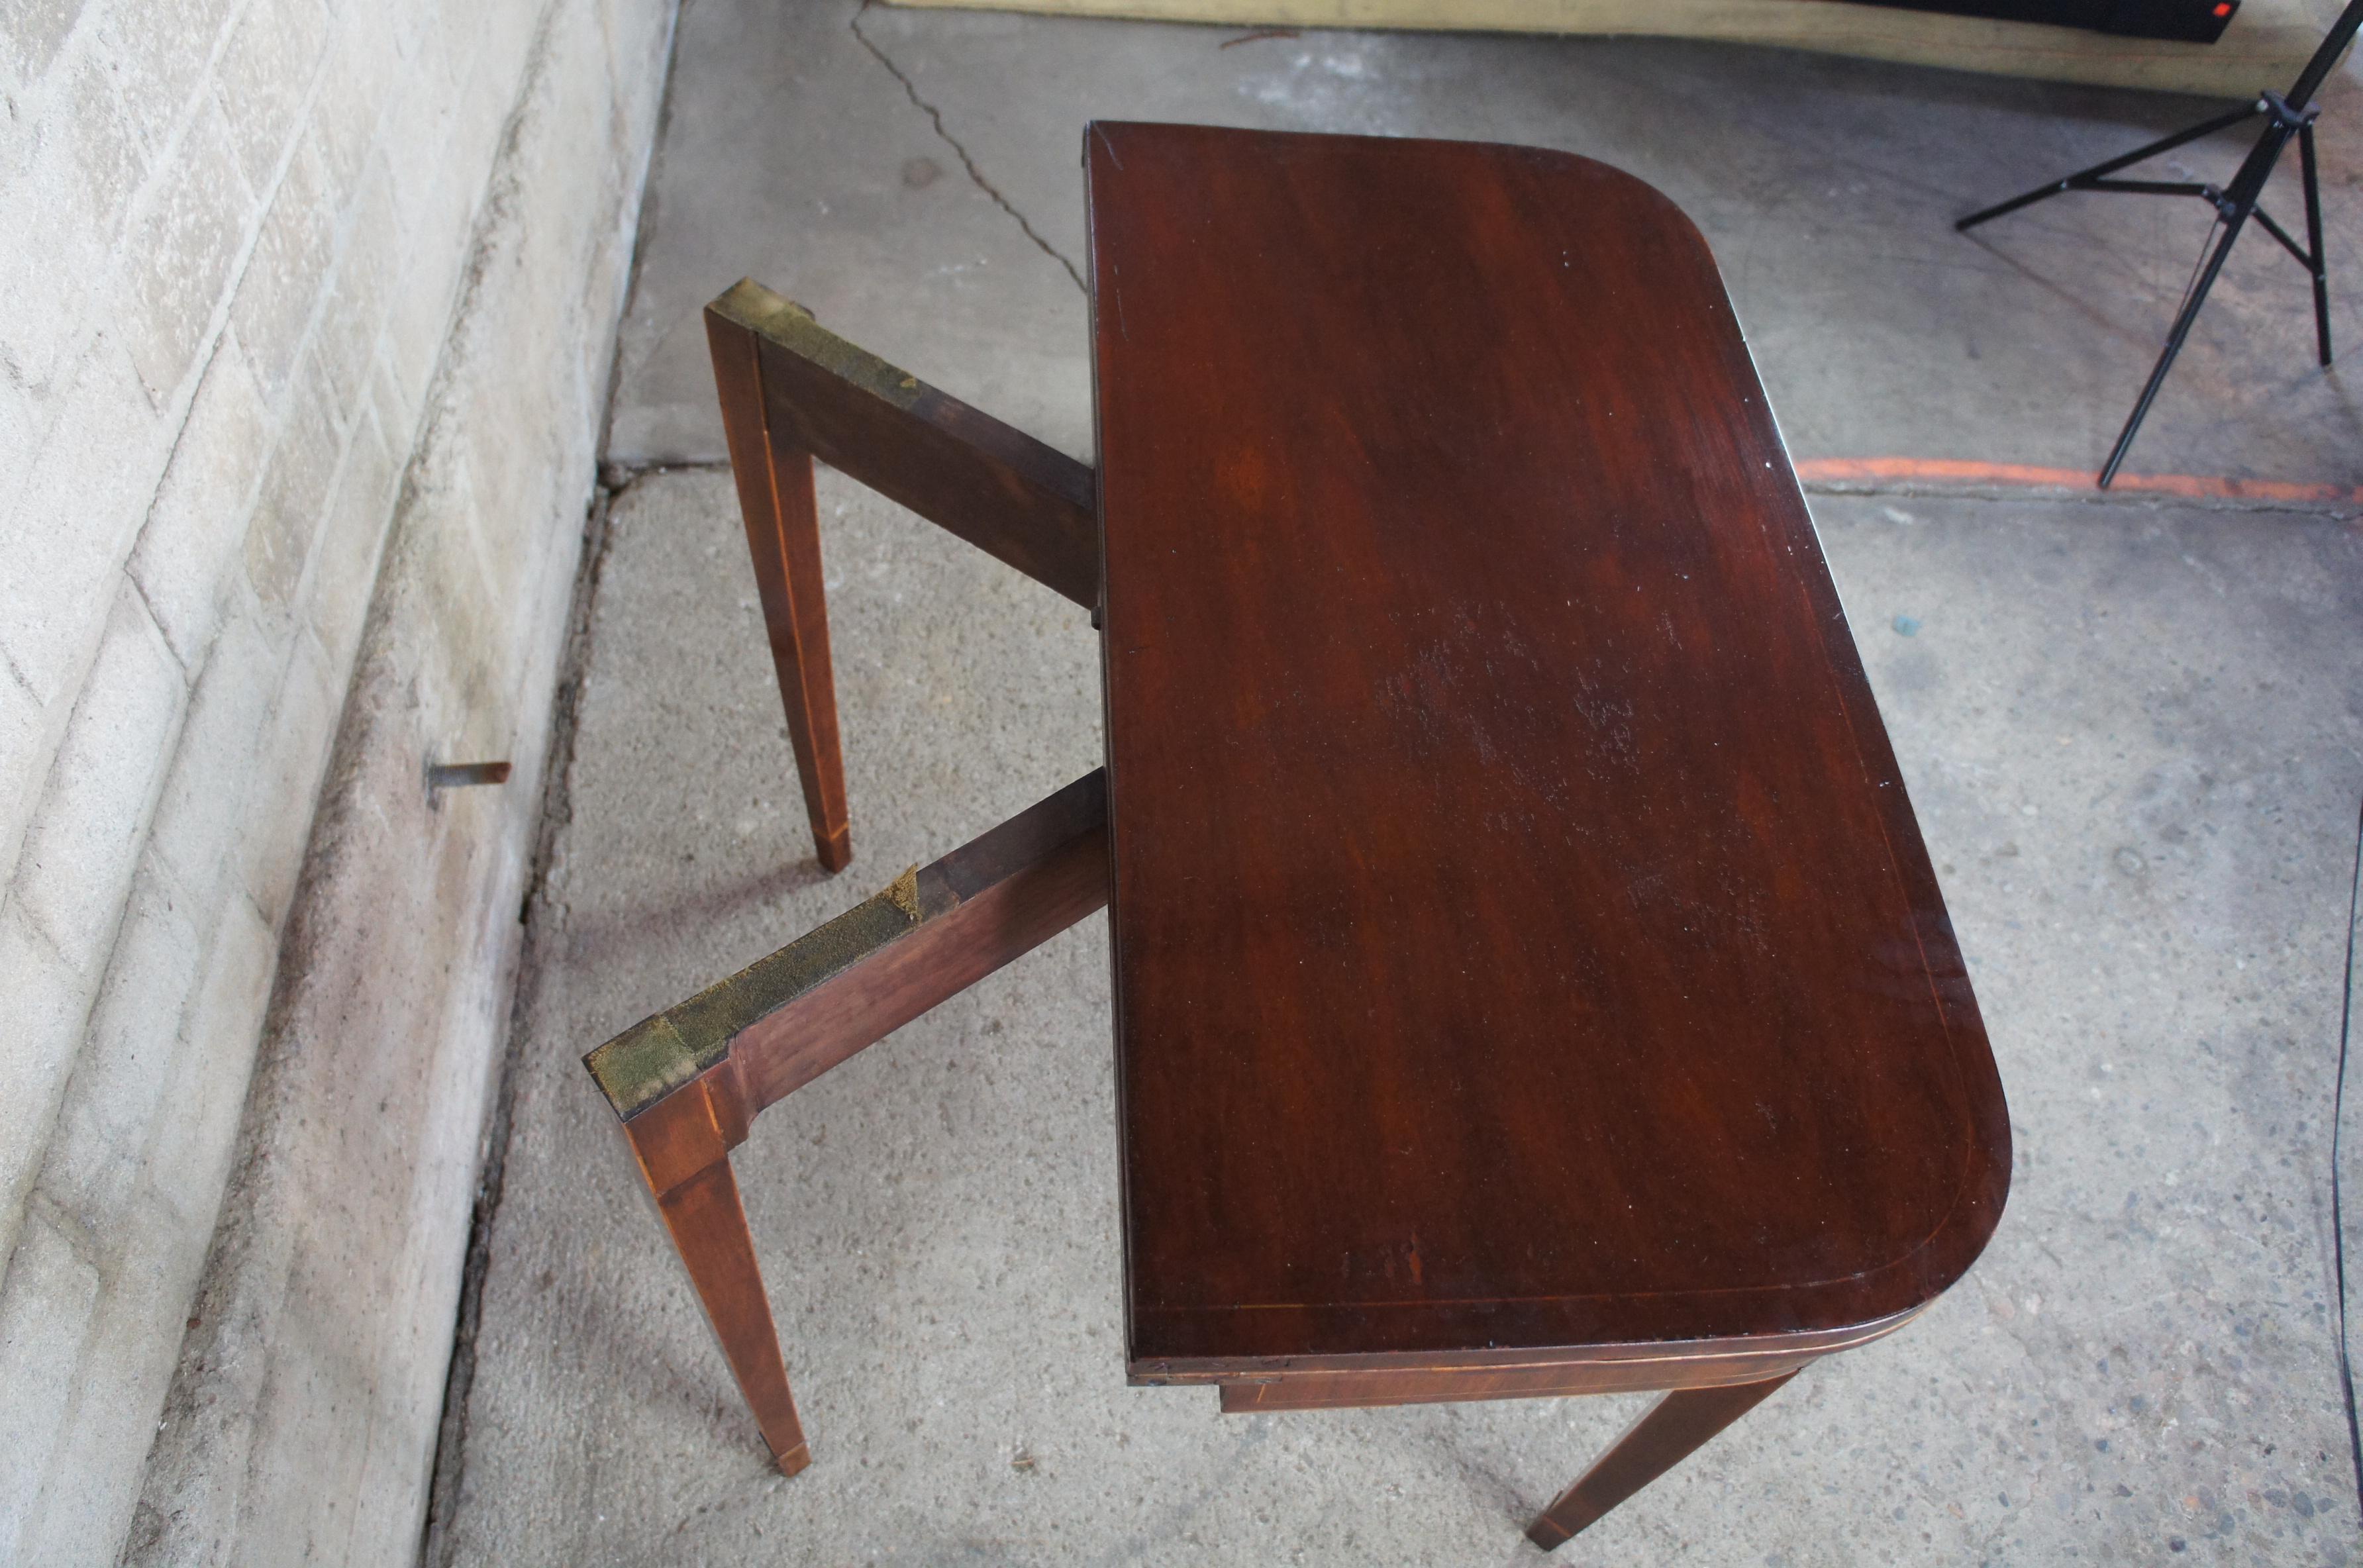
[583, 122, 2011, 1551]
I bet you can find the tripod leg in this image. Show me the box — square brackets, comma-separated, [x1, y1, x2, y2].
[2301, 122, 2331, 367]
[1956, 105, 2258, 232]
[2099, 211, 2254, 488]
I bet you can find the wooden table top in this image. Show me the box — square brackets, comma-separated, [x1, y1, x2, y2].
[1087, 123, 2009, 1374]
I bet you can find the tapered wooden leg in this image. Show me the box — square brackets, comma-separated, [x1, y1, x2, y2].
[650, 1158, 809, 1473]
[706, 306, 852, 873]
[586, 777, 1111, 1470]
[624, 1074, 810, 1473]
[1525, 1372, 1799, 1551]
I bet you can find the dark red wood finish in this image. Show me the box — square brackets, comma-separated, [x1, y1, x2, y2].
[1525, 1373, 1801, 1549]
[707, 295, 852, 871]
[730, 771, 1110, 1114]
[702, 278, 1103, 876]
[594, 772, 1110, 1472]
[1086, 123, 2009, 1372]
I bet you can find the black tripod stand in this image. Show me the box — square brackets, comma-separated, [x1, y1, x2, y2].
[1958, 0, 2358, 487]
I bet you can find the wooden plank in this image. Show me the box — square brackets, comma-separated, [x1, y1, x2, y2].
[709, 279, 1100, 610]
[585, 771, 1109, 1124]
[1089, 124, 2011, 1372]
[732, 785, 1109, 1110]
[1138, 1302, 1918, 1383]
[889, 0, 2341, 97]
[1215, 1350, 1821, 1410]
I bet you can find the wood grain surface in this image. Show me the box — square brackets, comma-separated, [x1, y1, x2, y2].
[1087, 123, 2009, 1371]
[711, 279, 1100, 611]
[707, 295, 854, 871]
[1213, 1349, 1820, 1412]
[586, 773, 1109, 1122]
[730, 771, 1110, 1112]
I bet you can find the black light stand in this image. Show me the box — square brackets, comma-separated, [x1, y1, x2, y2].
[1957, 0, 2358, 487]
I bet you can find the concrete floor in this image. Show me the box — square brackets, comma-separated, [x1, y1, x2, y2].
[432, 3, 2363, 1563]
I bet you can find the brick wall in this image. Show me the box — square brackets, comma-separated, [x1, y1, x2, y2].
[0, 0, 674, 1558]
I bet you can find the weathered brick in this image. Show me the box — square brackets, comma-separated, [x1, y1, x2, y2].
[381, 0, 428, 66]
[241, 358, 343, 609]
[61, 47, 149, 241]
[146, 893, 277, 1228]
[209, 0, 330, 193]
[229, 134, 336, 401]
[375, 54, 453, 234]
[378, 252, 454, 422]
[144, 606, 284, 921]
[35, 858, 205, 1232]
[410, 1, 472, 107]
[0, 0, 87, 84]
[236, 626, 340, 927]
[15, 1191, 207, 1567]
[10, 585, 187, 977]
[0, 179, 103, 406]
[0, 336, 165, 705]
[0, 1210, 99, 1561]
[0, 25, 146, 383]
[305, 406, 398, 675]
[369, 346, 415, 475]
[128, 335, 273, 668]
[0, 379, 33, 492]
[123, 102, 252, 405]
[0, 662, 47, 913]
[91, 0, 241, 154]
[0, 902, 91, 1271]
[311, 166, 399, 419]
[307, 5, 395, 213]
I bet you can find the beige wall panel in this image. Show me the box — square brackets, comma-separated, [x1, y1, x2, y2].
[889, 0, 2345, 96]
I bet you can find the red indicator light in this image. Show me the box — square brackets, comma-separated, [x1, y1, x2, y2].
[2213, 1, 2231, 13]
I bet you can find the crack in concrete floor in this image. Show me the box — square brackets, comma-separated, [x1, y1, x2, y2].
[850, 1, 1089, 294]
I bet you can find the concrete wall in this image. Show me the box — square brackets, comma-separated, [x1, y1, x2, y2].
[0, 0, 675, 1559]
